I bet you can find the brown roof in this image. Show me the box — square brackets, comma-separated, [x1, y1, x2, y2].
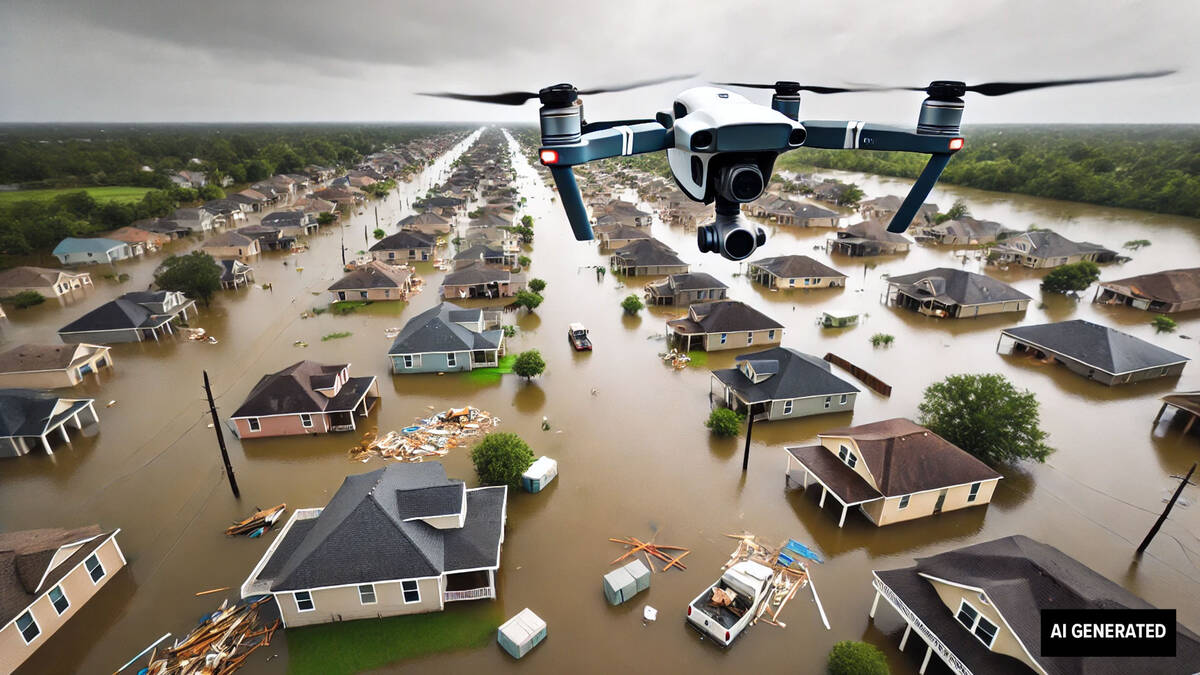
[0, 344, 99, 374]
[0, 526, 109, 625]
[786, 445, 882, 505]
[0, 266, 82, 289]
[329, 261, 413, 291]
[842, 220, 912, 244]
[202, 231, 256, 248]
[1101, 267, 1200, 304]
[1162, 391, 1200, 417]
[105, 226, 169, 245]
[818, 418, 1001, 496]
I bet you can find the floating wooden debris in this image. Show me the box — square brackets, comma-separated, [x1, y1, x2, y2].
[139, 597, 277, 675]
[656, 349, 691, 369]
[225, 504, 286, 537]
[721, 532, 827, 631]
[348, 406, 500, 463]
[609, 536, 690, 572]
[183, 327, 218, 344]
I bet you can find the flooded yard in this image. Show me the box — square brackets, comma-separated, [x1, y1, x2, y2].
[3, 128, 1199, 674]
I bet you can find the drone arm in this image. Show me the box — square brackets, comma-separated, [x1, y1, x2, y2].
[541, 122, 670, 240]
[884, 153, 951, 233]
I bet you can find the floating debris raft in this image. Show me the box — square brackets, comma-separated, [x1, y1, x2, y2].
[722, 532, 827, 630]
[225, 504, 286, 537]
[138, 597, 277, 675]
[349, 406, 500, 462]
[609, 536, 690, 572]
[657, 349, 691, 370]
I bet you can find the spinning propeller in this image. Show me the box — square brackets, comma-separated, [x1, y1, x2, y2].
[713, 81, 877, 95]
[855, 70, 1176, 98]
[418, 74, 695, 106]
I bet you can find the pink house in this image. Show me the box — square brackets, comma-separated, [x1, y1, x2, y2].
[229, 361, 379, 439]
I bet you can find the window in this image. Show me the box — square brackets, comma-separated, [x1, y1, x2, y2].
[783, 400, 793, 415]
[824, 396, 831, 409]
[294, 591, 314, 612]
[839, 394, 848, 405]
[768, 330, 775, 341]
[85, 554, 105, 583]
[358, 584, 377, 605]
[401, 579, 421, 604]
[956, 600, 999, 648]
[747, 333, 753, 345]
[838, 445, 848, 461]
[300, 413, 313, 428]
[967, 482, 981, 502]
[49, 586, 69, 615]
[956, 599, 978, 628]
[975, 616, 999, 646]
[402, 355, 414, 369]
[16, 611, 39, 644]
[720, 333, 727, 344]
[898, 494, 911, 509]
[846, 452, 857, 468]
[447, 353, 457, 368]
[248, 418, 261, 432]
[789, 278, 795, 287]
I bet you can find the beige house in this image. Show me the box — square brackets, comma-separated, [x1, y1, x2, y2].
[240, 463, 507, 628]
[0, 267, 93, 299]
[748, 255, 847, 289]
[870, 536, 1200, 674]
[0, 343, 113, 389]
[202, 231, 261, 259]
[988, 230, 1116, 269]
[328, 261, 416, 302]
[785, 418, 1001, 528]
[0, 526, 126, 673]
[666, 300, 783, 352]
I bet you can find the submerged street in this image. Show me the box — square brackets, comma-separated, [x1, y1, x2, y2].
[2, 127, 1199, 674]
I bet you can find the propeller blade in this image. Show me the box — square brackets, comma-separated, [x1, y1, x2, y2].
[417, 91, 538, 106]
[576, 73, 696, 96]
[965, 70, 1175, 96]
[715, 81, 880, 94]
[713, 82, 776, 89]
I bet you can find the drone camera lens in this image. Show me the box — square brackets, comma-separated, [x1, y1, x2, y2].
[690, 130, 714, 151]
[727, 165, 764, 202]
[723, 227, 756, 260]
[788, 127, 807, 146]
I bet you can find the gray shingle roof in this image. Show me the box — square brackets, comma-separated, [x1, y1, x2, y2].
[1019, 230, 1114, 258]
[329, 261, 412, 291]
[670, 300, 783, 334]
[1002, 320, 1189, 375]
[0, 389, 64, 437]
[388, 302, 500, 355]
[751, 255, 847, 279]
[712, 347, 859, 403]
[230, 361, 348, 418]
[611, 238, 686, 267]
[59, 298, 153, 333]
[887, 267, 1030, 306]
[443, 265, 511, 286]
[370, 231, 435, 251]
[666, 272, 727, 291]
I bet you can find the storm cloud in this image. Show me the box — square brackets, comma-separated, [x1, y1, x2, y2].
[0, 0, 1196, 124]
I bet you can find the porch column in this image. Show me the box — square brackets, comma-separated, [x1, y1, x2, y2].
[59, 424, 71, 443]
[489, 569, 495, 598]
[819, 486, 828, 508]
[72, 412, 82, 429]
[919, 643, 932, 674]
[803, 468, 810, 489]
[165, 321, 174, 335]
[1185, 414, 1197, 435]
[869, 590, 880, 619]
[88, 401, 99, 424]
[151, 327, 160, 342]
[899, 623, 912, 650]
[839, 504, 848, 528]
[41, 434, 53, 455]
[1153, 402, 1168, 423]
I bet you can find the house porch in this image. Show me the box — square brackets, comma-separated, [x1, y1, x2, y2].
[443, 569, 496, 602]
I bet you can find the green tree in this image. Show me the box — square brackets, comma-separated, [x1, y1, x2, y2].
[470, 432, 535, 488]
[621, 294, 644, 315]
[154, 251, 223, 306]
[1152, 314, 1177, 333]
[520, 214, 534, 227]
[869, 333, 894, 347]
[528, 278, 547, 293]
[706, 408, 744, 437]
[918, 373, 1054, 464]
[518, 255, 532, 268]
[827, 641, 889, 675]
[513, 289, 543, 312]
[197, 184, 225, 201]
[512, 349, 546, 380]
[373, 228, 385, 240]
[1040, 261, 1101, 294]
[317, 212, 336, 226]
[946, 198, 971, 221]
[9, 291, 45, 309]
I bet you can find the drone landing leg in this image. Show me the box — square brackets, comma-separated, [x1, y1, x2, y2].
[886, 153, 952, 233]
[548, 166, 594, 240]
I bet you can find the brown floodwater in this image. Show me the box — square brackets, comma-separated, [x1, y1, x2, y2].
[4, 128, 1199, 675]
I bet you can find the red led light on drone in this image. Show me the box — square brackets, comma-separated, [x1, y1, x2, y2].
[539, 149, 559, 164]
[948, 138, 965, 151]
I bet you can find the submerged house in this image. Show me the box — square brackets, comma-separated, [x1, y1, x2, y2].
[51, 238, 133, 266]
[999, 319, 1189, 385]
[0, 267, 92, 299]
[453, 244, 513, 270]
[229, 361, 379, 439]
[920, 217, 1015, 246]
[610, 239, 689, 276]
[262, 211, 317, 238]
[761, 201, 840, 228]
[886, 268, 1031, 318]
[397, 211, 452, 236]
[441, 263, 524, 300]
[785, 418, 1002, 528]
[870, 536, 1200, 674]
[201, 231, 261, 259]
[989, 230, 1117, 269]
[370, 231, 436, 263]
[1095, 267, 1200, 313]
[239, 462, 507, 628]
[827, 221, 912, 257]
[328, 261, 415, 302]
[58, 291, 196, 344]
[237, 225, 294, 251]
[0, 344, 112, 389]
[748, 256, 847, 289]
[667, 300, 783, 352]
[594, 223, 650, 249]
[388, 303, 504, 374]
[0, 526, 126, 672]
[219, 259, 255, 289]
[644, 272, 728, 306]
[0, 388, 100, 457]
[710, 347, 859, 421]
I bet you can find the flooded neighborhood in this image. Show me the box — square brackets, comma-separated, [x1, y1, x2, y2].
[0, 119, 1197, 674]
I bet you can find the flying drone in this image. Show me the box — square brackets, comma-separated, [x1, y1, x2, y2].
[422, 70, 1172, 260]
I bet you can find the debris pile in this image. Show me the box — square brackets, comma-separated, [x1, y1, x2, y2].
[225, 504, 287, 538]
[348, 406, 499, 462]
[657, 349, 691, 369]
[722, 533, 828, 630]
[609, 535, 691, 572]
[183, 327, 219, 344]
[139, 598, 278, 675]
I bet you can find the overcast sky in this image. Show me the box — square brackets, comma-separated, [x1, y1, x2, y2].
[1, 0, 1197, 125]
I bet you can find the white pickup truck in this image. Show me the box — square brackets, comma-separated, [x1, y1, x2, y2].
[686, 560, 774, 647]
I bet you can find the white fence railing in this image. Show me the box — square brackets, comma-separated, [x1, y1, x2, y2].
[444, 587, 494, 602]
[873, 576, 973, 675]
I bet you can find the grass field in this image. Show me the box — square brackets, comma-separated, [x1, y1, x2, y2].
[464, 353, 517, 385]
[0, 186, 154, 206]
[285, 604, 500, 675]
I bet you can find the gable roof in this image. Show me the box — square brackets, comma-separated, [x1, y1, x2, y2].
[329, 261, 412, 291]
[1017, 230, 1114, 258]
[0, 344, 99, 374]
[453, 244, 504, 261]
[1002, 320, 1189, 375]
[388, 302, 500, 355]
[887, 267, 1030, 306]
[0, 525, 111, 626]
[751, 255, 847, 279]
[0, 389, 69, 437]
[59, 298, 154, 333]
[670, 300, 783, 334]
[202, 231, 256, 249]
[842, 220, 911, 244]
[0, 266, 81, 288]
[443, 264, 512, 286]
[261, 211, 305, 226]
[52, 238, 126, 256]
[262, 463, 505, 590]
[712, 347, 859, 402]
[370, 231, 435, 251]
[231, 361, 349, 418]
[665, 272, 727, 291]
[1100, 267, 1200, 304]
[818, 418, 1001, 496]
[611, 238, 686, 267]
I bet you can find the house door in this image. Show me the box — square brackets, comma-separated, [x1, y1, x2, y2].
[933, 490, 948, 514]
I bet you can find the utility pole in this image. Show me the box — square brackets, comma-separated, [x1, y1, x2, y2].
[1137, 462, 1195, 555]
[742, 411, 756, 472]
[203, 370, 240, 498]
